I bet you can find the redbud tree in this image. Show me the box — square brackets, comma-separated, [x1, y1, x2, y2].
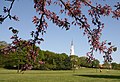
[0, 0, 119, 71]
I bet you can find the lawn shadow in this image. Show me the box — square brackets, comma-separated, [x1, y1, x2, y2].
[74, 74, 120, 79]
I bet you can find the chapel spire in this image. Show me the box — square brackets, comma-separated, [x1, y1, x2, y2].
[70, 40, 75, 55]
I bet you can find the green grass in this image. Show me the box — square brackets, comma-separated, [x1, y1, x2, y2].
[0, 68, 120, 82]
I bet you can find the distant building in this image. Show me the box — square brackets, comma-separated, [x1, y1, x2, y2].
[70, 40, 75, 55]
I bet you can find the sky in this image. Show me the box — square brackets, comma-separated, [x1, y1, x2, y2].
[0, 0, 120, 64]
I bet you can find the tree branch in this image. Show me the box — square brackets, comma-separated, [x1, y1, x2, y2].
[59, 0, 92, 34]
[1, 0, 15, 23]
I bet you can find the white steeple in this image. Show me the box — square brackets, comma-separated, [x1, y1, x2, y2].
[70, 40, 75, 55]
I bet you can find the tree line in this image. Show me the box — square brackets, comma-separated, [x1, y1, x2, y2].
[0, 41, 120, 70]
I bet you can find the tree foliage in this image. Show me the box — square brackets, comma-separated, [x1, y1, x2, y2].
[111, 62, 120, 70]
[0, 41, 101, 70]
[0, 42, 71, 70]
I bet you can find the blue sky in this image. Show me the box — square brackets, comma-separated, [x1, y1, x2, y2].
[0, 0, 120, 64]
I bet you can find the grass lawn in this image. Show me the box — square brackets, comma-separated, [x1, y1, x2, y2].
[0, 68, 120, 82]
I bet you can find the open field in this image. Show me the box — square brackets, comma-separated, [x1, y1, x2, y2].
[0, 68, 120, 82]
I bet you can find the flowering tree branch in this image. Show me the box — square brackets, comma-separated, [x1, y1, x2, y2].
[0, 0, 19, 24]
